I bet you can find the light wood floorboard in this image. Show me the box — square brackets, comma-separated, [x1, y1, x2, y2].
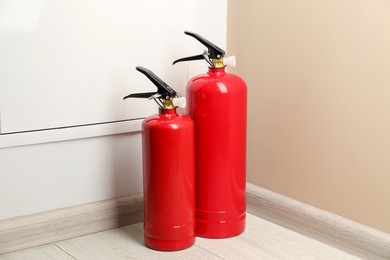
[55, 223, 220, 260]
[0, 244, 74, 260]
[0, 214, 360, 260]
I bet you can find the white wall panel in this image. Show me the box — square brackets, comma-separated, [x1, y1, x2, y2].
[0, 0, 196, 134]
[0, 133, 143, 220]
[0, 0, 227, 219]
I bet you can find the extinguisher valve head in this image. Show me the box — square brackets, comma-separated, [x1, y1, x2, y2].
[172, 97, 187, 109]
[223, 55, 236, 67]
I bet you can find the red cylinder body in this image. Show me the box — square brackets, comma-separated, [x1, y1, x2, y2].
[187, 67, 247, 238]
[142, 108, 195, 251]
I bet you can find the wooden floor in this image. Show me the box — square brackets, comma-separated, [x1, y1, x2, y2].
[0, 214, 360, 260]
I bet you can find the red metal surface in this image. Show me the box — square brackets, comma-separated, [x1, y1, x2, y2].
[142, 108, 195, 250]
[187, 67, 247, 238]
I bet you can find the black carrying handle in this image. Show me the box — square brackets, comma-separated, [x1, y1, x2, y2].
[123, 92, 156, 100]
[123, 66, 176, 100]
[172, 54, 204, 65]
[173, 31, 225, 65]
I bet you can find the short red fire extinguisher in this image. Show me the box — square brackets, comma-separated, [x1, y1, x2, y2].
[124, 66, 195, 251]
[173, 31, 247, 238]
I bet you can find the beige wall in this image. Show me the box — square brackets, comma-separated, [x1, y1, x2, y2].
[228, 0, 390, 233]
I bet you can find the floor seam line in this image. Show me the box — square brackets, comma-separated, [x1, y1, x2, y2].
[194, 244, 225, 259]
[53, 243, 78, 260]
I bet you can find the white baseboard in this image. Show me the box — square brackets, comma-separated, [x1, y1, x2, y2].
[246, 183, 390, 260]
[0, 193, 143, 254]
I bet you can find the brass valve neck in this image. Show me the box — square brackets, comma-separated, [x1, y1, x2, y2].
[212, 58, 226, 68]
[162, 97, 175, 110]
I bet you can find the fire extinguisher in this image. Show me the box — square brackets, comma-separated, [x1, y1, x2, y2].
[124, 66, 195, 251]
[173, 31, 247, 238]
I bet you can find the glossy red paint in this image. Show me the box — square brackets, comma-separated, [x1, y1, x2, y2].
[142, 108, 195, 250]
[187, 67, 247, 238]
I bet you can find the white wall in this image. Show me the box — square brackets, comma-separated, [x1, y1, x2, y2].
[0, 133, 142, 219]
[0, 0, 227, 220]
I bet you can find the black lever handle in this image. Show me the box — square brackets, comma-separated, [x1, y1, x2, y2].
[123, 92, 156, 100]
[123, 66, 176, 101]
[173, 31, 225, 66]
[135, 66, 176, 100]
[184, 31, 225, 59]
[172, 54, 204, 65]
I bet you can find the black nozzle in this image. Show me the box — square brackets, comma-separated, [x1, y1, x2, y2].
[173, 31, 225, 66]
[123, 66, 176, 101]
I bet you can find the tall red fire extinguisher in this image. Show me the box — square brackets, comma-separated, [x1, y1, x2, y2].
[124, 66, 195, 251]
[173, 31, 247, 238]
